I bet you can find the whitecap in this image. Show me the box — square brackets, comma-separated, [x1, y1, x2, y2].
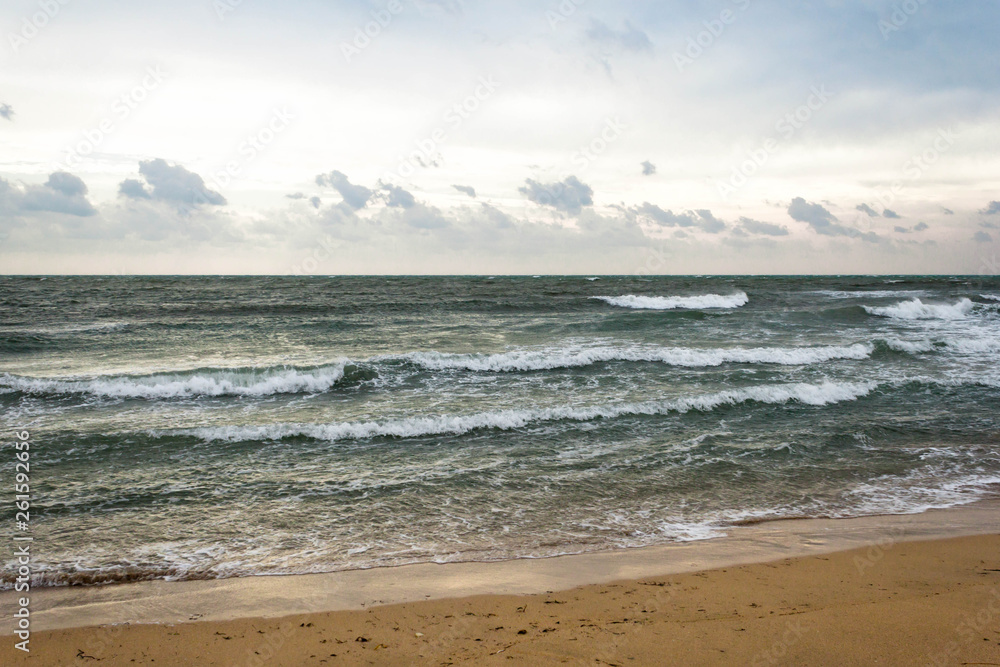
[592, 292, 748, 310]
[0, 364, 349, 399]
[863, 298, 973, 320]
[172, 380, 876, 444]
[401, 343, 872, 372]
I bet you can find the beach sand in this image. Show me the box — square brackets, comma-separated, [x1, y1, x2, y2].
[3, 533, 1000, 666]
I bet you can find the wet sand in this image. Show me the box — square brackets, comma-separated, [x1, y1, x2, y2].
[3, 507, 1000, 665]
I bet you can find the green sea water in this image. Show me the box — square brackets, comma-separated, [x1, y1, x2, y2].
[1, 275, 999, 586]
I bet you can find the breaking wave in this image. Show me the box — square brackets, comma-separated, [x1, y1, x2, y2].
[863, 298, 974, 320]
[0, 364, 353, 399]
[402, 343, 873, 372]
[171, 380, 876, 444]
[592, 292, 749, 310]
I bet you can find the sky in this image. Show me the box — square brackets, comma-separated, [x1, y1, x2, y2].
[1, 0, 999, 275]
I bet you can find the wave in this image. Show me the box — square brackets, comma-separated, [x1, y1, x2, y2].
[863, 298, 974, 320]
[0, 364, 354, 399]
[0, 341, 873, 400]
[879, 338, 936, 354]
[592, 292, 748, 310]
[5, 322, 131, 335]
[171, 380, 875, 444]
[402, 343, 873, 372]
[816, 290, 927, 299]
[982, 294, 1000, 302]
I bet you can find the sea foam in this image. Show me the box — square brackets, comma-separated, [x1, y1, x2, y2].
[863, 298, 974, 320]
[591, 292, 749, 310]
[402, 343, 872, 372]
[0, 364, 349, 399]
[174, 380, 875, 444]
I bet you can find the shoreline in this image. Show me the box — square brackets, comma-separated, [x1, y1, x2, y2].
[3, 532, 999, 665]
[4, 499, 1000, 636]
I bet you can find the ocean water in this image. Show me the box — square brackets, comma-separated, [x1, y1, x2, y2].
[2, 275, 999, 588]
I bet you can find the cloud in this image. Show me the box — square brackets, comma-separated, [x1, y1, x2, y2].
[452, 184, 477, 198]
[974, 230, 993, 243]
[315, 170, 373, 210]
[883, 209, 901, 219]
[943, 208, 954, 215]
[519, 176, 593, 214]
[0, 103, 13, 121]
[856, 203, 880, 217]
[632, 204, 725, 233]
[896, 221, 929, 233]
[641, 161, 656, 176]
[789, 197, 837, 227]
[399, 203, 449, 228]
[119, 179, 152, 200]
[380, 182, 417, 208]
[694, 209, 726, 233]
[46, 172, 88, 198]
[286, 192, 321, 209]
[12, 172, 97, 217]
[788, 197, 878, 241]
[739, 217, 789, 236]
[586, 19, 653, 53]
[119, 159, 227, 207]
[981, 201, 1000, 215]
[634, 203, 696, 227]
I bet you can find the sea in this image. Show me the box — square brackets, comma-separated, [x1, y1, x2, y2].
[1, 275, 999, 588]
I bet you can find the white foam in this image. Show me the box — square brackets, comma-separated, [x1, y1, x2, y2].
[403, 343, 872, 372]
[175, 380, 875, 444]
[863, 298, 974, 320]
[592, 292, 749, 310]
[946, 337, 1000, 353]
[816, 289, 926, 299]
[0, 364, 348, 399]
[981, 294, 1000, 302]
[881, 338, 935, 354]
[0, 322, 129, 335]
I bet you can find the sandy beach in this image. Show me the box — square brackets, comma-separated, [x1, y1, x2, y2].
[3, 510, 1000, 666]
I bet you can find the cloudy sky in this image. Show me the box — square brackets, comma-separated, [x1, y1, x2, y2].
[1, 0, 998, 274]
